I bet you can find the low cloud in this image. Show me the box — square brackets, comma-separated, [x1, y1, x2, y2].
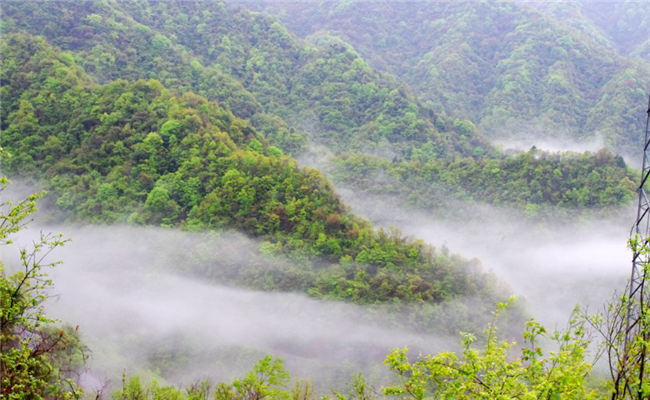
[3, 224, 457, 393]
[335, 186, 632, 329]
[2, 176, 633, 392]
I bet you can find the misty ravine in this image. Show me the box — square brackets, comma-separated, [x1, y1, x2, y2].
[2, 0, 650, 398]
[1, 180, 632, 394]
[5, 223, 459, 389]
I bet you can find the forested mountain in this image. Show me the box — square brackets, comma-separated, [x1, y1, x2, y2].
[1, 33, 501, 312]
[257, 0, 650, 157]
[1, 0, 638, 221]
[532, 1, 650, 60]
[3, 1, 650, 397]
[0, 0, 638, 317]
[1, 0, 487, 159]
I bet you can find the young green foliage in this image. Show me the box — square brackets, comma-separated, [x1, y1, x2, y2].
[0, 177, 85, 400]
[583, 235, 650, 399]
[215, 355, 291, 400]
[383, 298, 599, 399]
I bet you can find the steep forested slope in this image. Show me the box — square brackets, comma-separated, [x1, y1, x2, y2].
[1, 0, 487, 159]
[257, 0, 650, 156]
[0, 0, 638, 221]
[0, 0, 305, 153]
[1, 33, 501, 311]
[534, 1, 650, 60]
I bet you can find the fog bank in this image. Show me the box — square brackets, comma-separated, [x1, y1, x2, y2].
[2, 224, 457, 393]
[336, 187, 632, 329]
[1, 178, 633, 392]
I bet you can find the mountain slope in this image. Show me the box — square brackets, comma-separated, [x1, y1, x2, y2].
[1, 0, 487, 160]
[1, 33, 498, 310]
[1, 0, 637, 219]
[534, 1, 650, 61]
[257, 0, 650, 157]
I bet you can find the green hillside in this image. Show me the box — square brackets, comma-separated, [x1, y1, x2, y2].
[3, 1, 650, 397]
[1, 33, 499, 310]
[1, 0, 638, 220]
[330, 148, 635, 220]
[258, 0, 650, 157]
[1, 0, 488, 159]
[535, 1, 650, 60]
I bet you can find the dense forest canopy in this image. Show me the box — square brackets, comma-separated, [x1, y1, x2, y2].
[1, 0, 486, 157]
[1, 0, 639, 221]
[256, 0, 650, 157]
[1, 33, 503, 313]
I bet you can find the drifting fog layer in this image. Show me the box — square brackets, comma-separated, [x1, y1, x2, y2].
[1, 177, 634, 391]
[337, 187, 632, 328]
[494, 134, 641, 168]
[495, 135, 607, 155]
[3, 224, 456, 392]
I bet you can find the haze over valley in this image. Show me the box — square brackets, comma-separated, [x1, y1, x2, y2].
[1, 1, 649, 398]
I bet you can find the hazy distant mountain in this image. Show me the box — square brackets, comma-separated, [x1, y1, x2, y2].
[533, 1, 650, 60]
[256, 0, 650, 157]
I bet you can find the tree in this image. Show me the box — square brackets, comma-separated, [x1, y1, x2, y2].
[0, 176, 85, 400]
[584, 235, 650, 400]
[383, 297, 599, 399]
[214, 355, 291, 400]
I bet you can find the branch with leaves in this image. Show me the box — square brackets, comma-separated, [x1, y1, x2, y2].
[0, 177, 86, 400]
